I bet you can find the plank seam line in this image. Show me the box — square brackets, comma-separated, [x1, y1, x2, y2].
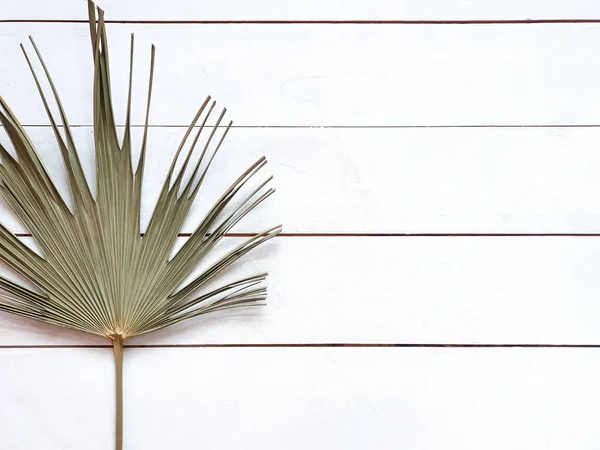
[3, 19, 600, 25]
[1, 343, 599, 349]
[13, 233, 600, 238]
[12, 124, 600, 129]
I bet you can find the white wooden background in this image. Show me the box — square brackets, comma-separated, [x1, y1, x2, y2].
[2, 1, 600, 448]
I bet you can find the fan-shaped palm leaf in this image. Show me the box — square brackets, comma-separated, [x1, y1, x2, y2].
[0, 2, 281, 448]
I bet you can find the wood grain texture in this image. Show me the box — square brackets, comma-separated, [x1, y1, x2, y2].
[3, 24, 600, 126]
[0, 236, 598, 346]
[1, 347, 599, 449]
[2, 126, 600, 234]
[3, 0, 600, 21]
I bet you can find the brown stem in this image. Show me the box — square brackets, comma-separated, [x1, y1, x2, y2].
[112, 335, 124, 450]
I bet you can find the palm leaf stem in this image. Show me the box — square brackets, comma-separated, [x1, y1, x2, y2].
[112, 335, 124, 450]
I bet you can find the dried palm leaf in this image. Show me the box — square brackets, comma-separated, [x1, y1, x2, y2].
[0, 2, 280, 448]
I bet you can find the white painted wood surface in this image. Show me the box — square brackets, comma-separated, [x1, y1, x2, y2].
[3, 0, 600, 21]
[2, 127, 600, 233]
[3, 24, 600, 126]
[0, 1, 598, 449]
[1, 347, 600, 450]
[1, 236, 599, 345]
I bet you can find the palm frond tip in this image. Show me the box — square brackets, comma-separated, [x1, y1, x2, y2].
[0, 1, 281, 341]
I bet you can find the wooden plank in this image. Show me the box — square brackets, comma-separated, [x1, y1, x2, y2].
[3, 0, 600, 21]
[3, 24, 600, 126]
[0, 236, 599, 345]
[2, 126, 600, 234]
[0, 347, 599, 449]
